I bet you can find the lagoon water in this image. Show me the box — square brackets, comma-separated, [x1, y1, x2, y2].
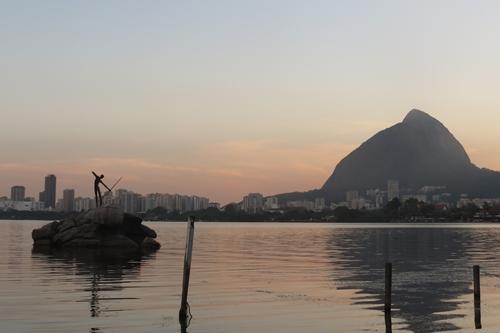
[2, 221, 500, 332]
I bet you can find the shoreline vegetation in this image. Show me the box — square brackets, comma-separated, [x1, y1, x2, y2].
[0, 210, 66, 221]
[3, 199, 499, 223]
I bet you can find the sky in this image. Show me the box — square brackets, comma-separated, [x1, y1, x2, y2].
[2, 0, 500, 204]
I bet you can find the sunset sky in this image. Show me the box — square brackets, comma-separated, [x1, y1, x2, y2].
[2, 1, 500, 203]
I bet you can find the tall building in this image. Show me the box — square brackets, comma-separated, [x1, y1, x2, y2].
[10, 186, 25, 201]
[55, 198, 64, 212]
[200, 197, 209, 210]
[0, 200, 38, 211]
[144, 193, 161, 211]
[314, 197, 326, 211]
[346, 190, 360, 209]
[41, 175, 57, 209]
[102, 191, 114, 206]
[115, 189, 142, 214]
[182, 196, 194, 212]
[264, 197, 279, 210]
[139, 193, 208, 212]
[192, 196, 202, 211]
[286, 200, 315, 210]
[375, 192, 385, 208]
[160, 193, 174, 211]
[346, 191, 359, 202]
[38, 191, 45, 204]
[387, 180, 400, 201]
[192, 196, 209, 211]
[62, 189, 75, 212]
[74, 197, 96, 212]
[242, 193, 264, 214]
[173, 194, 183, 212]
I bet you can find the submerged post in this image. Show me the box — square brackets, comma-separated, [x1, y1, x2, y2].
[384, 309, 392, 333]
[473, 265, 482, 329]
[179, 216, 196, 325]
[385, 262, 392, 313]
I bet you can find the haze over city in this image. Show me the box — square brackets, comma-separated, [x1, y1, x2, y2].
[3, 1, 500, 203]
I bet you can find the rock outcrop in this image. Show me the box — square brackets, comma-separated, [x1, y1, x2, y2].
[32, 206, 161, 252]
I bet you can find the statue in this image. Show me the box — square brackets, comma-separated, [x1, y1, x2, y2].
[92, 171, 111, 207]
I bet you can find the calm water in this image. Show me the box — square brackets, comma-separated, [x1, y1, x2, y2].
[2, 222, 500, 333]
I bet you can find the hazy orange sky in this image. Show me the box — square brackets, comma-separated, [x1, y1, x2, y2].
[2, 1, 500, 203]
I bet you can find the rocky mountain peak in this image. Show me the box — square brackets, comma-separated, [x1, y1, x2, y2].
[403, 109, 439, 125]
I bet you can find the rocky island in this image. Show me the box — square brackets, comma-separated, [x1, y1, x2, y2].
[32, 206, 161, 252]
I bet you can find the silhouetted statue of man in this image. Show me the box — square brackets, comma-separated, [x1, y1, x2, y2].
[92, 171, 111, 207]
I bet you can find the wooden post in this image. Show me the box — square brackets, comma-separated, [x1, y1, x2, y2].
[384, 309, 392, 333]
[473, 265, 482, 329]
[179, 216, 196, 325]
[385, 262, 392, 313]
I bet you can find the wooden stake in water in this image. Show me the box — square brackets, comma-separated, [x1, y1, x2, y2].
[384, 308, 392, 333]
[179, 216, 196, 325]
[385, 262, 392, 313]
[473, 265, 482, 329]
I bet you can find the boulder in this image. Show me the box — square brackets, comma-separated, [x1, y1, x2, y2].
[123, 213, 142, 226]
[64, 238, 101, 248]
[102, 234, 139, 249]
[53, 226, 81, 245]
[33, 239, 52, 247]
[141, 237, 161, 251]
[32, 221, 60, 241]
[32, 206, 161, 253]
[78, 223, 99, 239]
[58, 219, 76, 233]
[75, 212, 92, 226]
[141, 225, 157, 239]
[84, 206, 124, 226]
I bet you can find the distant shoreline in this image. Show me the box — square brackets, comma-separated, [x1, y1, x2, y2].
[2, 205, 498, 224]
[145, 220, 499, 224]
[2, 217, 497, 224]
[0, 212, 67, 221]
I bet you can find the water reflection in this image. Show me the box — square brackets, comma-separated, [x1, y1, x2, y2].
[31, 247, 154, 319]
[326, 228, 483, 332]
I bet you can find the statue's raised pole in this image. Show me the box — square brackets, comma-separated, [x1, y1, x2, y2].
[179, 216, 196, 326]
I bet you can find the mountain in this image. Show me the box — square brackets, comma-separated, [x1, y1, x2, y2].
[278, 109, 500, 202]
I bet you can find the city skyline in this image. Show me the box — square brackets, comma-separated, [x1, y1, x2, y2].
[0, 176, 484, 214]
[3, 1, 500, 204]
[1, 177, 213, 214]
[0, 175, 215, 205]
